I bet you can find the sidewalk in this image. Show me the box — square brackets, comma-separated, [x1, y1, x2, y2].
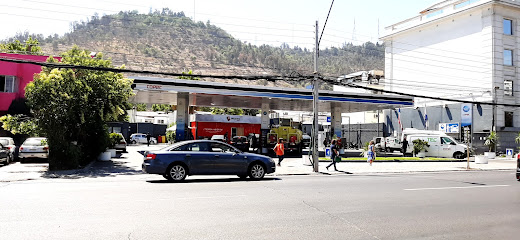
[0, 151, 517, 182]
[274, 157, 517, 176]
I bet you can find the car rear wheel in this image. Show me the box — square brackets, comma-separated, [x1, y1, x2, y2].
[166, 164, 187, 181]
[248, 163, 266, 180]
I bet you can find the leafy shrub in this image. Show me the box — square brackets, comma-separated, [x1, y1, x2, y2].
[166, 130, 175, 143]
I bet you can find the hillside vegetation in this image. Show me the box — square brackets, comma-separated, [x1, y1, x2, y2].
[4, 9, 385, 88]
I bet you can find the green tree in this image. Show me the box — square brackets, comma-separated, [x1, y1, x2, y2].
[152, 104, 172, 112]
[178, 69, 199, 80]
[133, 103, 147, 111]
[0, 37, 42, 54]
[24, 46, 133, 170]
[0, 114, 40, 136]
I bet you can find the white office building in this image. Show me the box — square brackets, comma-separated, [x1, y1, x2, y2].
[380, 0, 520, 152]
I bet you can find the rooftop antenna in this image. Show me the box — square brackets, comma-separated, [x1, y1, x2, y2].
[378, 18, 380, 42]
[352, 18, 357, 43]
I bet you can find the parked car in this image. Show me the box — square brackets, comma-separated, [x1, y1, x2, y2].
[142, 140, 276, 181]
[130, 133, 157, 145]
[302, 134, 311, 148]
[113, 133, 127, 152]
[230, 136, 249, 152]
[0, 137, 16, 163]
[210, 135, 226, 142]
[0, 142, 10, 165]
[18, 137, 49, 162]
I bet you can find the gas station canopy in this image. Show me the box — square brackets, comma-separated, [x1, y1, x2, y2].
[130, 76, 413, 112]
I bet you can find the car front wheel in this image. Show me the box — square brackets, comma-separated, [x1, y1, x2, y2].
[248, 163, 266, 179]
[166, 164, 187, 181]
[453, 152, 465, 159]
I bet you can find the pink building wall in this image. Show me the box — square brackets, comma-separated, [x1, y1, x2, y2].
[0, 53, 58, 112]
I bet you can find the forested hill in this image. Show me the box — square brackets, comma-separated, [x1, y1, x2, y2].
[6, 9, 384, 87]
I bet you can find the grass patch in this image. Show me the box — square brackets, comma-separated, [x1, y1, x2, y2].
[319, 157, 460, 161]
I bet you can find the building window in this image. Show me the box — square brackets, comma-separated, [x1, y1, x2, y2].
[504, 50, 513, 66]
[157, 119, 165, 124]
[0, 75, 16, 93]
[426, 10, 444, 18]
[504, 80, 513, 96]
[503, 19, 513, 35]
[505, 111, 514, 127]
[455, 0, 481, 9]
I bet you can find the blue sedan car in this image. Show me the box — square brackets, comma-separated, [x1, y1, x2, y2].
[142, 140, 276, 181]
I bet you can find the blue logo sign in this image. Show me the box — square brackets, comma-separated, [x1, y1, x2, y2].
[327, 116, 331, 122]
[263, 111, 267, 116]
[461, 104, 472, 127]
[325, 148, 331, 157]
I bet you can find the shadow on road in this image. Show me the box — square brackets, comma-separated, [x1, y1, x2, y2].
[146, 177, 281, 184]
[42, 159, 143, 179]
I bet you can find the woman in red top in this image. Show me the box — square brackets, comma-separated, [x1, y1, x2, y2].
[273, 138, 285, 166]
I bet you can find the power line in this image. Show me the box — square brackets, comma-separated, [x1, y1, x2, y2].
[318, 0, 334, 47]
[0, 56, 313, 81]
[320, 77, 520, 107]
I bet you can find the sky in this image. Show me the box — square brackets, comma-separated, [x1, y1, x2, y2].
[0, 0, 440, 49]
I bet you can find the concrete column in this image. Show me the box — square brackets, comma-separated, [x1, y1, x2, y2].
[331, 103, 342, 139]
[176, 92, 189, 142]
[331, 103, 344, 154]
[260, 99, 270, 154]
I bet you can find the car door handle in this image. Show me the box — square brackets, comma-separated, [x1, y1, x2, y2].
[186, 154, 191, 157]
[214, 155, 219, 158]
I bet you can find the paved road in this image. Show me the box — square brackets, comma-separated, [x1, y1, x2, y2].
[1, 164, 519, 239]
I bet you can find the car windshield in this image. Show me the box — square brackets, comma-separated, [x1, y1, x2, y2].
[441, 137, 456, 144]
[24, 139, 46, 146]
[232, 137, 246, 142]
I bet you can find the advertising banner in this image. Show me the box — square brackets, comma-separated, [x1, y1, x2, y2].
[461, 103, 472, 127]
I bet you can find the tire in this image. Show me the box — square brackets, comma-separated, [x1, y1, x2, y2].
[131, 140, 137, 144]
[165, 164, 187, 181]
[237, 174, 248, 179]
[248, 163, 266, 180]
[453, 152, 465, 159]
[385, 147, 391, 153]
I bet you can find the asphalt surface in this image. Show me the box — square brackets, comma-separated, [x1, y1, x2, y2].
[1, 163, 519, 239]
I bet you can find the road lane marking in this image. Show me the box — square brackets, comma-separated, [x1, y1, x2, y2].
[174, 195, 247, 200]
[404, 185, 510, 191]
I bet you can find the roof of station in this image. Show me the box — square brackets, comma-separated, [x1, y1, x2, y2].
[130, 76, 413, 112]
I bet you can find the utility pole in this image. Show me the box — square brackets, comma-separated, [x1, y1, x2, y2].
[312, 21, 320, 173]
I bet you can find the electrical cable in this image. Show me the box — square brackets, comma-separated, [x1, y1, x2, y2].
[0, 56, 314, 81]
[318, 0, 334, 47]
[319, 77, 520, 107]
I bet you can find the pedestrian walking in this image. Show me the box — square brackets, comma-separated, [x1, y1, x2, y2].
[273, 138, 285, 167]
[401, 136, 408, 156]
[367, 140, 375, 166]
[146, 133, 151, 147]
[326, 139, 339, 171]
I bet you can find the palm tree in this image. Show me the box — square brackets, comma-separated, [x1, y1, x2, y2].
[484, 131, 497, 152]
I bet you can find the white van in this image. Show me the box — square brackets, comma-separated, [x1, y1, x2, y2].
[406, 134, 467, 159]
[373, 137, 401, 152]
[401, 128, 447, 142]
